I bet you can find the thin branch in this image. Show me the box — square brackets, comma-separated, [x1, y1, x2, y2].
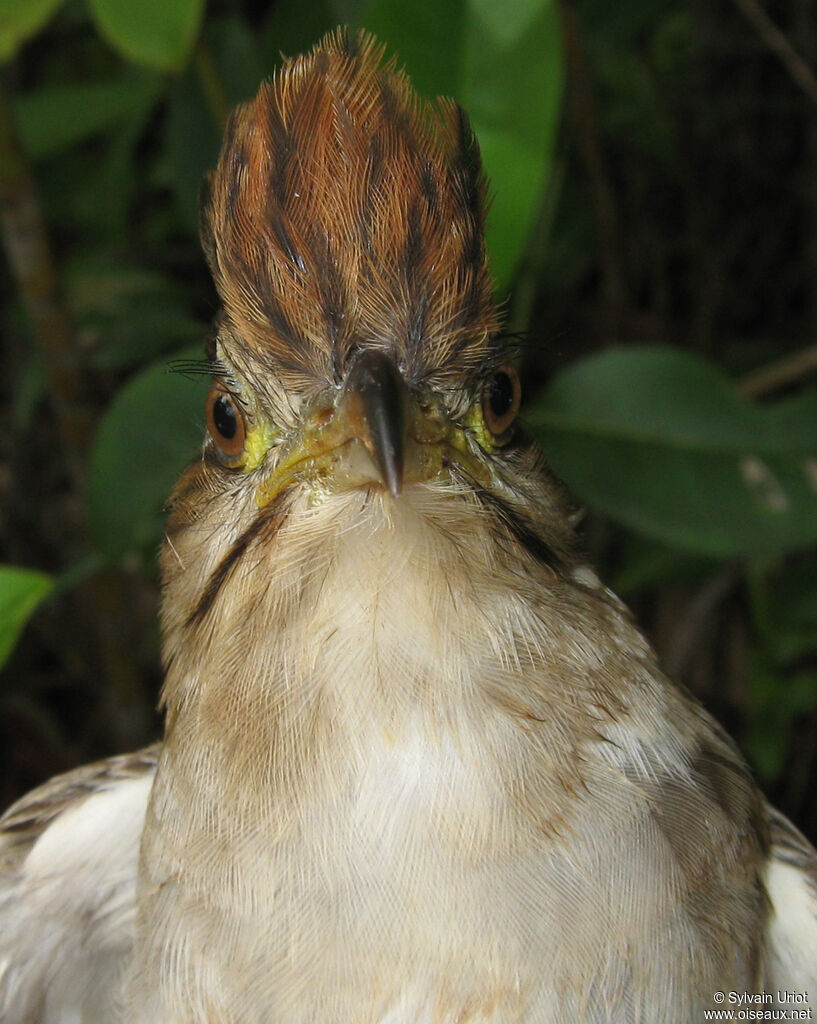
[663, 567, 742, 684]
[556, 0, 625, 312]
[730, 0, 817, 108]
[0, 82, 90, 484]
[740, 343, 817, 397]
[195, 41, 230, 127]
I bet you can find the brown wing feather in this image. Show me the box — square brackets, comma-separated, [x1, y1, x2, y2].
[0, 745, 159, 856]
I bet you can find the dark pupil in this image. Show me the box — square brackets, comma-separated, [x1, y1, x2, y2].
[488, 372, 514, 418]
[213, 395, 237, 439]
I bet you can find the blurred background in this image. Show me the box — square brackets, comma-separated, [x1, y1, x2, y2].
[1, 0, 817, 841]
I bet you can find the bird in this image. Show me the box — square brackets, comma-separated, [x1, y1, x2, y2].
[1, 26, 816, 1024]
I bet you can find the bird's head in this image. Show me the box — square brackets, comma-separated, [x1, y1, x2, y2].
[196, 27, 520, 499]
[160, 29, 581, 699]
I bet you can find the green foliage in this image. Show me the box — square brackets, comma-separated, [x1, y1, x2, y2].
[741, 556, 817, 779]
[0, 568, 53, 670]
[746, 656, 817, 783]
[14, 70, 162, 160]
[87, 349, 209, 559]
[261, 0, 337, 58]
[0, 0, 64, 62]
[528, 347, 817, 556]
[68, 260, 203, 371]
[88, 0, 205, 70]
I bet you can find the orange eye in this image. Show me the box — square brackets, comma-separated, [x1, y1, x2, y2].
[482, 364, 521, 437]
[206, 384, 246, 459]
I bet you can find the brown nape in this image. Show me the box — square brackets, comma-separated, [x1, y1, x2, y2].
[200, 28, 500, 393]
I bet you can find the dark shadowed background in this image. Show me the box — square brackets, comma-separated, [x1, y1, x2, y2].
[1, 0, 817, 842]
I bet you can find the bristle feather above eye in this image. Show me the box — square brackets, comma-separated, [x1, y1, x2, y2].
[168, 359, 225, 379]
[202, 28, 502, 394]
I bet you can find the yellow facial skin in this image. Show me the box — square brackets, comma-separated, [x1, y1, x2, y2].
[239, 421, 278, 473]
[208, 344, 521, 504]
[463, 402, 500, 455]
[209, 352, 515, 507]
[246, 390, 495, 509]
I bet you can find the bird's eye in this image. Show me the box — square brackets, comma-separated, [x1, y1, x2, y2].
[206, 384, 246, 460]
[482, 364, 521, 437]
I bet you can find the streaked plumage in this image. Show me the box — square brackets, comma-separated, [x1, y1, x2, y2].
[1, 28, 815, 1023]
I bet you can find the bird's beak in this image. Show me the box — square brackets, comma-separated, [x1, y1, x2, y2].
[336, 350, 406, 497]
[256, 349, 464, 507]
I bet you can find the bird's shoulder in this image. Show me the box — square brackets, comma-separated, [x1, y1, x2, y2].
[0, 745, 158, 1024]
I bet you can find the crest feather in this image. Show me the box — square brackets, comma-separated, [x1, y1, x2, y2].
[201, 28, 500, 389]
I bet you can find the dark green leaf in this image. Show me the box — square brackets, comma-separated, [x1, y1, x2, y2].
[744, 656, 817, 783]
[14, 70, 161, 160]
[0, 0, 64, 61]
[0, 566, 53, 669]
[163, 68, 223, 231]
[593, 51, 675, 163]
[579, 0, 677, 48]
[261, 0, 335, 65]
[461, 1, 563, 289]
[88, 0, 204, 70]
[330, 0, 369, 25]
[209, 16, 264, 106]
[528, 346, 817, 556]
[363, 0, 466, 99]
[67, 260, 204, 370]
[88, 347, 209, 559]
[747, 555, 817, 666]
[470, 0, 543, 48]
